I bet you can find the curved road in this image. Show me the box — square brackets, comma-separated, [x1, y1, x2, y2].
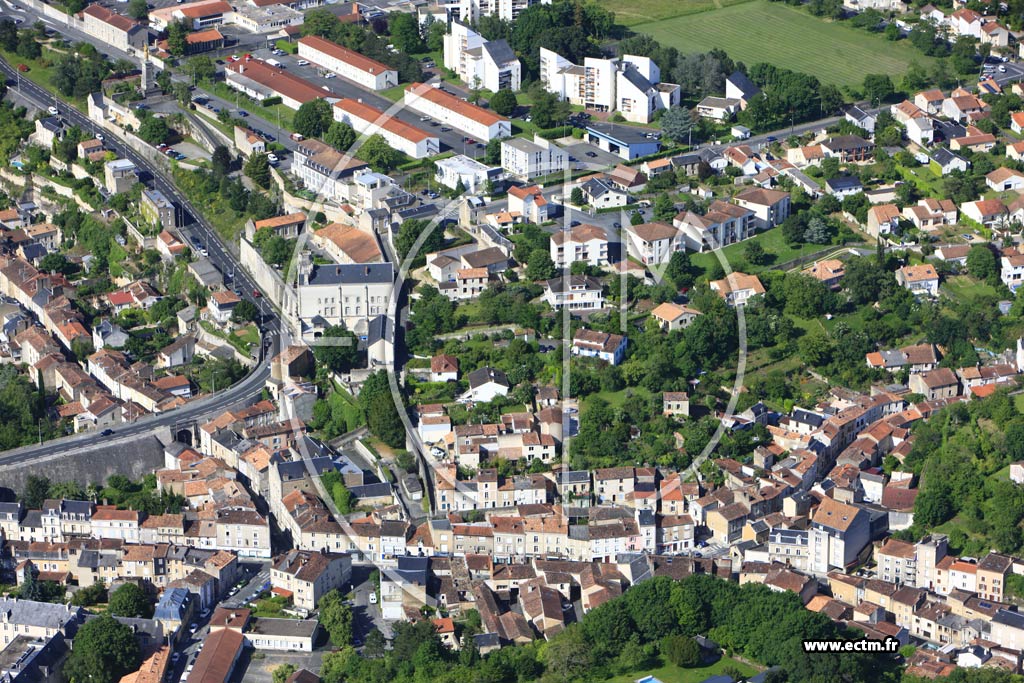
[0, 56, 279, 470]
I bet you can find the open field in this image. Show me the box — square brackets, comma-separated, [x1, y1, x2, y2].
[604, 657, 758, 683]
[630, 1, 934, 87]
[594, 0, 753, 26]
[689, 227, 845, 275]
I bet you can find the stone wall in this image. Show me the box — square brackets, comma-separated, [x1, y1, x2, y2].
[0, 432, 168, 493]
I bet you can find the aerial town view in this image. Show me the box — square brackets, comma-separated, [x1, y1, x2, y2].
[5, 0, 1024, 680]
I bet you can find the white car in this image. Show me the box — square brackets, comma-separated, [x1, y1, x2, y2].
[267, 153, 279, 164]
[47, 106, 58, 116]
[95, 133, 104, 141]
[297, 59, 309, 66]
[324, 73, 336, 79]
[369, 591, 377, 605]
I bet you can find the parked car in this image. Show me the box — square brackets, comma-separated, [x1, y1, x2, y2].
[369, 592, 377, 604]
[16, 63, 28, 72]
[267, 153, 279, 164]
[297, 59, 309, 66]
[100, 429, 115, 436]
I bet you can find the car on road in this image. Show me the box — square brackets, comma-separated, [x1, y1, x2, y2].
[325, 72, 336, 79]
[297, 59, 309, 66]
[253, 289, 262, 297]
[189, 623, 198, 633]
[237, 110, 248, 117]
[766, 135, 777, 142]
[267, 153, 279, 165]
[585, 151, 597, 158]
[171, 653, 181, 663]
[47, 106, 58, 116]
[290, 132, 305, 141]
[263, 133, 275, 142]
[369, 592, 377, 604]
[95, 133, 104, 141]
[100, 429, 115, 436]
[1000, 65, 1008, 72]
[612, 222, 621, 228]
[440, 126, 451, 132]
[570, 221, 580, 227]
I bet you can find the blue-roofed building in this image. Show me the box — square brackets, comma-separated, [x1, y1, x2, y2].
[585, 122, 662, 160]
[153, 587, 193, 637]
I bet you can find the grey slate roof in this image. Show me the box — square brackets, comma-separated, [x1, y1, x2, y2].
[307, 262, 393, 286]
[482, 39, 516, 66]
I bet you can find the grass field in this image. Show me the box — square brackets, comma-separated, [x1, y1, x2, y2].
[629, 1, 934, 87]
[689, 227, 845, 276]
[604, 657, 758, 683]
[595, 0, 753, 26]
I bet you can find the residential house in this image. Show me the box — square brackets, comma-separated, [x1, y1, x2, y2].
[571, 329, 627, 365]
[650, 302, 700, 331]
[550, 224, 609, 268]
[896, 264, 940, 297]
[709, 272, 765, 306]
[909, 368, 960, 400]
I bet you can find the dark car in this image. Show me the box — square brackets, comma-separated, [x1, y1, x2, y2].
[585, 151, 597, 158]
[570, 221, 581, 227]
[100, 429, 115, 436]
[237, 110, 248, 117]
[766, 135, 777, 142]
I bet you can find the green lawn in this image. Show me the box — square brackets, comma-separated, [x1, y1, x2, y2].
[689, 227, 847, 276]
[632, 1, 935, 87]
[595, 0, 754, 25]
[942, 275, 1001, 304]
[591, 386, 653, 409]
[604, 657, 758, 683]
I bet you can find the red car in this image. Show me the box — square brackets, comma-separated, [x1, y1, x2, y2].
[16, 64, 28, 73]
[252, 289, 262, 298]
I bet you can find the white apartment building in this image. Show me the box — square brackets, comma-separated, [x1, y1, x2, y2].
[403, 83, 511, 141]
[550, 223, 609, 268]
[291, 139, 369, 203]
[543, 275, 605, 310]
[500, 135, 567, 179]
[434, 154, 500, 192]
[438, 0, 550, 23]
[808, 498, 870, 574]
[625, 221, 679, 265]
[333, 99, 438, 159]
[297, 36, 397, 90]
[296, 261, 394, 336]
[443, 22, 521, 92]
[539, 48, 680, 124]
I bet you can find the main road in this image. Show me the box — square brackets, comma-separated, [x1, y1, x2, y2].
[0, 55, 281, 469]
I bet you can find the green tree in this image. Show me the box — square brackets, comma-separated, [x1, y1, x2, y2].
[294, 98, 333, 138]
[570, 187, 584, 205]
[185, 56, 216, 83]
[662, 634, 702, 668]
[272, 664, 297, 683]
[166, 20, 189, 57]
[863, 73, 895, 104]
[127, 0, 149, 20]
[359, 371, 406, 448]
[21, 475, 50, 509]
[211, 145, 232, 179]
[525, 248, 555, 281]
[395, 218, 443, 265]
[744, 240, 767, 266]
[653, 194, 676, 222]
[108, 582, 152, 618]
[360, 133, 401, 171]
[137, 115, 170, 146]
[490, 89, 518, 117]
[63, 614, 141, 683]
[16, 32, 40, 60]
[660, 106, 694, 144]
[966, 244, 997, 281]
[529, 84, 570, 129]
[425, 20, 446, 52]
[319, 590, 354, 646]
[324, 121, 355, 151]
[388, 12, 424, 53]
[245, 153, 271, 188]
[314, 325, 359, 374]
[231, 299, 259, 323]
